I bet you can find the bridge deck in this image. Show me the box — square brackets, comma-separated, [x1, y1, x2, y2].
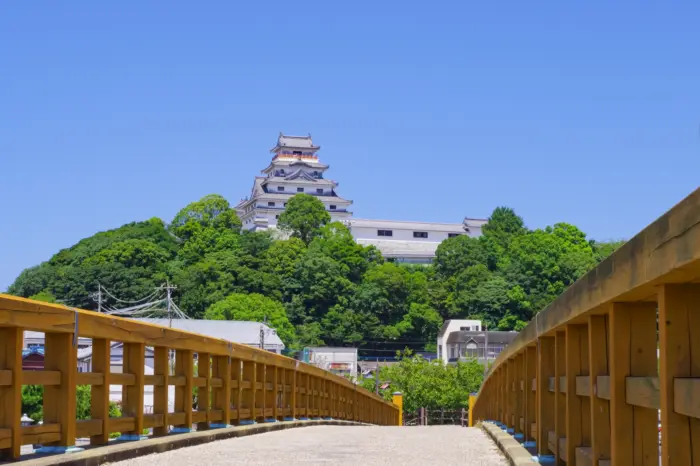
[111, 426, 506, 466]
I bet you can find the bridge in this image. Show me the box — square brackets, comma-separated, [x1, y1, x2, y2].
[2, 189, 700, 466]
[472, 188, 700, 465]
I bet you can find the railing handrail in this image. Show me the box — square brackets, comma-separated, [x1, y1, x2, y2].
[478, 187, 700, 388]
[0, 294, 391, 405]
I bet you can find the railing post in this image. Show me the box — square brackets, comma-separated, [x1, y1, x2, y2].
[153, 347, 169, 436]
[211, 354, 230, 427]
[255, 362, 263, 422]
[290, 366, 297, 420]
[91, 338, 111, 445]
[588, 314, 611, 464]
[232, 359, 243, 424]
[197, 353, 210, 430]
[554, 331, 566, 464]
[0, 327, 22, 460]
[537, 336, 555, 458]
[122, 342, 145, 438]
[516, 353, 524, 435]
[609, 302, 658, 465]
[241, 360, 255, 424]
[566, 324, 591, 465]
[43, 332, 78, 451]
[392, 392, 403, 426]
[525, 345, 536, 443]
[658, 284, 700, 466]
[174, 349, 193, 431]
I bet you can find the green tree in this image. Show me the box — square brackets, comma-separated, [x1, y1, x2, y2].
[277, 194, 330, 244]
[374, 352, 484, 413]
[205, 293, 297, 346]
[170, 194, 241, 240]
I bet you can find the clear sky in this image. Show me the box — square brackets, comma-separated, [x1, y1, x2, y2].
[2, 1, 699, 291]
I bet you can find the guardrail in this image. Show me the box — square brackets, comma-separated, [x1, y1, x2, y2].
[471, 188, 700, 466]
[0, 295, 399, 460]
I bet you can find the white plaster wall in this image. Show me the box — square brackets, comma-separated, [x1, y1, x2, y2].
[351, 225, 460, 243]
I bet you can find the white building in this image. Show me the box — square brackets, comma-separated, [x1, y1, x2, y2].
[301, 347, 358, 379]
[437, 319, 518, 365]
[437, 319, 483, 362]
[236, 133, 487, 263]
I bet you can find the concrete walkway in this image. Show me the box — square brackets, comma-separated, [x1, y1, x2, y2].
[112, 425, 506, 466]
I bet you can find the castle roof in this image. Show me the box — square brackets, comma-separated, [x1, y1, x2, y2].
[270, 133, 320, 152]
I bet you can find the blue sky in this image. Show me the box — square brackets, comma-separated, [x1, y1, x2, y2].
[2, 1, 699, 291]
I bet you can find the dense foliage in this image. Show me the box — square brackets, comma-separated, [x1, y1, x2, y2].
[360, 352, 485, 413]
[8, 194, 622, 352]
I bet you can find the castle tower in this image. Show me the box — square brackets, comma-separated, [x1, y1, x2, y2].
[236, 133, 353, 230]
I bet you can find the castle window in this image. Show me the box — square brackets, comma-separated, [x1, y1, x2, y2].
[448, 233, 461, 238]
[378, 230, 393, 237]
[293, 151, 302, 155]
[330, 205, 337, 210]
[413, 231, 428, 239]
[277, 186, 284, 191]
[316, 188, 323, 194]
[268, 202, 275, 207]
[297, 187, 304, 192]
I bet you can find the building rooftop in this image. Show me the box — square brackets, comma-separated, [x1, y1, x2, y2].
[347, 218, 468, 232]
[132, 318, 285, 348]
[270, 133, 320, 152]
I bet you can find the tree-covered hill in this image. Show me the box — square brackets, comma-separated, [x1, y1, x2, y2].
[7, 193, 623, 352]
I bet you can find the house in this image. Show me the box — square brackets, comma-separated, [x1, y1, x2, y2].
[437, 319, 483, 362]
[437, 319, 518, 365]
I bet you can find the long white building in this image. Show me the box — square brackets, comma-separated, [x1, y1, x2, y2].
[236, 133, 486, 263]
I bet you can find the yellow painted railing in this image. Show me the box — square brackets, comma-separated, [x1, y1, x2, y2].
[472, 188, 700, 466]
[0, 295, 399, 460]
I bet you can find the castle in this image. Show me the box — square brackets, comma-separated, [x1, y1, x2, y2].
[235, 134, 486, 263]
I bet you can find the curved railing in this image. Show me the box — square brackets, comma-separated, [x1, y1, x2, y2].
[472, 188, 700, 466]
[0, 295, 398, 460]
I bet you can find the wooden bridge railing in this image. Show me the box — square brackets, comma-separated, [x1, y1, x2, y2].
[0, 295, 399, 460]
[472, 188, 700, 466]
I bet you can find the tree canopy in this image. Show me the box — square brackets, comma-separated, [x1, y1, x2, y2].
[8, 193, 624, 354]
[277, 193, 331, 244]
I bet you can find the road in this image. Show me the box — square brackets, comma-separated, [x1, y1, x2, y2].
[111, 425, 507, 466]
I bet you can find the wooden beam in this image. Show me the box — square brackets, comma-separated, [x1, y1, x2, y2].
[588, 314, 611, 465]
[658, 284, 700, 466]
[77, 372, 104, 386]
[596, 376, 610, 400]
[22, 370, 61, 386]
[626, 377, 660, 410]
[575, 376, 590, 397]
[609, 302, 657, 466]
[673, 378, 700, 419]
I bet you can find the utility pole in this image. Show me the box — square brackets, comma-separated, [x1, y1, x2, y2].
[375, 363, 380, 395]
[89, 283, 103, 313]
[97, 283, 102, 313]
[159, 282, 177, 328]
